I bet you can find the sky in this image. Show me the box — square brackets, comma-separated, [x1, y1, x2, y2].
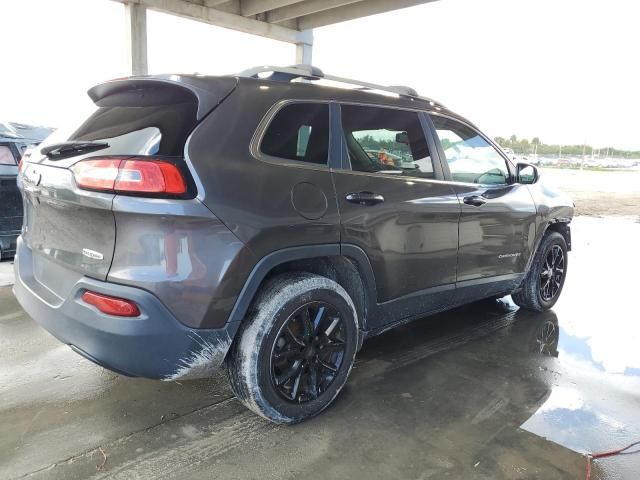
[1, 0, 639, 149]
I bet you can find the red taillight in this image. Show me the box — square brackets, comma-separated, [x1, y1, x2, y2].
[116, 160, 186, 194]
[72, 159, 121, 191]
[81, 291, 141, 317]
[71, 158, 187, 196]
[19, 151, 31, 172]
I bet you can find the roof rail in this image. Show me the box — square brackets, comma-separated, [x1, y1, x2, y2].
[237, 65, 442, 107]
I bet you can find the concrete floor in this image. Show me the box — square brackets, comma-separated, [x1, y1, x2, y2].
[1, 216, 639, 479]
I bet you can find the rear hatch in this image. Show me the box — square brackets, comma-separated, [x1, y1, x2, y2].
[20, 76, 236, 294]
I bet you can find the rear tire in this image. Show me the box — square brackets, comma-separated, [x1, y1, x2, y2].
[512, 231, 568, 312]
[227, 273, 358, 424]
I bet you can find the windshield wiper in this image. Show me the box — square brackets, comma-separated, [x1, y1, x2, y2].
[41, 141, 109, 160]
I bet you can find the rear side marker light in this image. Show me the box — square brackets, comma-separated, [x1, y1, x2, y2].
[71, 158, 187, 195]
[18, 150, 32, 172]
[81, 291, 141, 317]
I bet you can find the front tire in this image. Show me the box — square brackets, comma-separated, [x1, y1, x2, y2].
[512, 231, 568, 311]
[227, 273, 359, 424]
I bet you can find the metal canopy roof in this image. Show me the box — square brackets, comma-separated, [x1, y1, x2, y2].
[112, 0, 438, 44]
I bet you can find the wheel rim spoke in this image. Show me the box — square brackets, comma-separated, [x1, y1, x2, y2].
[276, 360, 302, 386]
[273, 348, 301, 362]
[301, 309, 314, 343]
[285, 325, 305, 347]
[318, 359, 338, 373]
[320, 342, 345, 352]
[290, 370, 303, 401]
[308, 364, 319, 399]
[312, 306, 325, 333]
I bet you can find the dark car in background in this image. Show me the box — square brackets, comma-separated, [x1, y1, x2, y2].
[14, 66, 573, 424]
[0, 123, 53, 259]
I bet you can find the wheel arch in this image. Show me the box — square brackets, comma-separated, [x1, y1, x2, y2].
[526, 219, 572, 273]
[226, 244, 378, 336]
[546, 221, 571, 251]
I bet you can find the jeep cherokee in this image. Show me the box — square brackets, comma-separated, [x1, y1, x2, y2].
[14, 65, 573, 423]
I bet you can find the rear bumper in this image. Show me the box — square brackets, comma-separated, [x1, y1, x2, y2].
[13, 237, 239, 380]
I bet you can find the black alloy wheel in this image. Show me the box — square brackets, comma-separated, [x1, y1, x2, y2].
[539, 245, 565, 302]
[227, 273, 358, 423]
[270, 301, 346, 403]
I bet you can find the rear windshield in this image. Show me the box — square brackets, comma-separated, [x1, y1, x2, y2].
[38, 88, 198, 158]
[69, 103, 197, 156]
[0, 145, 16, 165]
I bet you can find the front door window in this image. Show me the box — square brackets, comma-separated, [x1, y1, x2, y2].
[431, 116, 510, 185]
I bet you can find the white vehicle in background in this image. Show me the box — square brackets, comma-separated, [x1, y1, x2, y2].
[502, 147, 517, 161]
[539, 157, 557, 167]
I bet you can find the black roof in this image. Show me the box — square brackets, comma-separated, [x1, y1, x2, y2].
[233, 75, 471, 126]
[88, 72, 473, 128]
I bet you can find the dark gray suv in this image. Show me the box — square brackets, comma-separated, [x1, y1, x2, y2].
[14, 65, 573, 423]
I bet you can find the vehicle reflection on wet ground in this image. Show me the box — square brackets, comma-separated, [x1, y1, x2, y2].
[0, 215, 638, 479]
[521, 215, 640, 479]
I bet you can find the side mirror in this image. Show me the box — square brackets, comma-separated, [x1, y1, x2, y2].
[517, 162, 539, 184]
[395, 131, 409, 145]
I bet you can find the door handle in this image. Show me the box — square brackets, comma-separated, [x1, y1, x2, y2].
[345, 192, 385, 206]
[463, 195, 487, 207]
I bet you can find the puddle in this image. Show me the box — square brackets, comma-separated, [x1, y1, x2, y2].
[519, 216, 640, 477]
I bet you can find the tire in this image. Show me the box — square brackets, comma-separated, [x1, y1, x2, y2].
[512, 231, 568, 312]
[226, 273, 359, 424]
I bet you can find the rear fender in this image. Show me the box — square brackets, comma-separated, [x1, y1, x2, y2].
[226, 244, 380, 334]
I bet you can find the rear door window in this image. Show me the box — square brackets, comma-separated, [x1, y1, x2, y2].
[340, 105, 434, 178]
[260, 103, 329, 165]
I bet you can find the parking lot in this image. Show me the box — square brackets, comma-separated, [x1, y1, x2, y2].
[541, 167, 640, 217]
[2, 214, 638, 480]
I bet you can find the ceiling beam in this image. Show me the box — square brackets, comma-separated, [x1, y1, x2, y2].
[113, 0, 310, 44]
[298, 0, 438, 30]
[266, 0, 364, 24]
[240, 0, 304, 17]
[212, 0, 240, 14]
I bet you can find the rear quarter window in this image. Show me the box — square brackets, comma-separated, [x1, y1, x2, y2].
[260, 103, 329, 165]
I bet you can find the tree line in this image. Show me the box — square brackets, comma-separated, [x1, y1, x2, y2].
[493, 135, 640, 158]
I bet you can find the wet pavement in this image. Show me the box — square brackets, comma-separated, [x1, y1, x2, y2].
[0, 261, 12, 287]
[1, 215, 639, 479]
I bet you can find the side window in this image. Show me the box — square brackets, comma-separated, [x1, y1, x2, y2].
[431, 116, 509, 185]
[341, 105, 434, 178]
[260, 103, 329, 165]
[0, 145, 16, 165]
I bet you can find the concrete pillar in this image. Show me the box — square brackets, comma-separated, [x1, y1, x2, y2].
[295, 42, 313, 65]
[124, 3, 148, 75]
[295, 30, 313, 65]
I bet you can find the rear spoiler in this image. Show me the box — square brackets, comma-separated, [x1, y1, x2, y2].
[88, 75, 238, 120]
